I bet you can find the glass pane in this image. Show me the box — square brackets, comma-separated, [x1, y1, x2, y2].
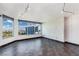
[35, 26, 38, 32]
[3, 16, 14, 39]
[28, 26, 34, 35]
[18, 20, 27, 35]
[18, 20, 42, 35]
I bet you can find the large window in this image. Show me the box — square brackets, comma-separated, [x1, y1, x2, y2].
[18, 20, 42, 35]
[3, 15, 14, 39]
[0, 15, 42, 39]
[18, 20, 27, 35]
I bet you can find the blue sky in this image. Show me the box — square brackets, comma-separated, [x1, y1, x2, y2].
[19, 20, 28, 30]
[3, 19, 13, 28]
[19, 20, 27, 27]
[3, 19, 28, 30]
[3, 18, 36, 31]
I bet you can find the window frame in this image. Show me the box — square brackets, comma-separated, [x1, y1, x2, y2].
[18, 19, 42, 35]
[2, 15, 14, 39]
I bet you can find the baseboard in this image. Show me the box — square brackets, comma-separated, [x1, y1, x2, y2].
[0, 36, 79, 48]
[64, 41, 79, 46]
[42, 37, 79, 46]
[42, 37, 64, 43]
[0, 36, 43, 48]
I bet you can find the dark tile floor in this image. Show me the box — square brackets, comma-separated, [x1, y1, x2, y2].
[0, 38, 79, 56]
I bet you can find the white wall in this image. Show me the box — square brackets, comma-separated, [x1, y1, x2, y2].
[42, 14, 79, 44]
[56, 17, 64, 42]
[66, 14, 79, 44]
[42, 16, 64, 42]
[42, 19, 57, 39]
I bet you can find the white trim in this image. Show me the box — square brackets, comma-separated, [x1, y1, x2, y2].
[0, 15, 3, 40]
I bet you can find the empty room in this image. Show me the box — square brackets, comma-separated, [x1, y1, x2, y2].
[0, 3, 79, 56]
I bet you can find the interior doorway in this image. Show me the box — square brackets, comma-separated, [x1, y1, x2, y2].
[64, 16, 69, 42]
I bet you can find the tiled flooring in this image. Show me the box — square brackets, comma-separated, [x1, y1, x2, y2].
[0, 38, 79, 56]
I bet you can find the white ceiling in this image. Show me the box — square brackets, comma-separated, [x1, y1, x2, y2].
[64, 3, 79, 17]
[20, 3, 64, 22]
[64, 3, 79, 14]
[0, 3, 27, 18]
[0, 3, 79, 22]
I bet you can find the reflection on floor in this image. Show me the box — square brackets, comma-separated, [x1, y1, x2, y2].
[0, 38, 79, 56]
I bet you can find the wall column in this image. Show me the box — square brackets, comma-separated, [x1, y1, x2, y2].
[14, 19, 18, 37]
[0, 15, 3, 40]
